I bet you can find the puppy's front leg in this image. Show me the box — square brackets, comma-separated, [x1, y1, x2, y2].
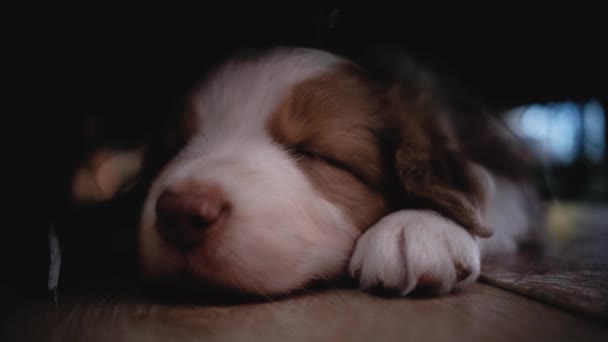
[349, 210, 480, 296]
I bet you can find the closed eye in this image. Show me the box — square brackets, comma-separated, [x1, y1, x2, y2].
[291, 145, 375, 189]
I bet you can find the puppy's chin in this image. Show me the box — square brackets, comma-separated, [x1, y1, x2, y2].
[143, 267, 359, 305]
[139, 250, 349, 301]
[140, 270, 271, 304]
[139, 240, 354, 298]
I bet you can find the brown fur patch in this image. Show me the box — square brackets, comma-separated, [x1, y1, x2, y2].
[263, 56, 535, 237]
[268, 65, 392, 230]
[297, 157, 388, 231]
[386, 84, 493, 237]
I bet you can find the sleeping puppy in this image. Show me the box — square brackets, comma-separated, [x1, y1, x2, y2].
[73, 47, 543, 298]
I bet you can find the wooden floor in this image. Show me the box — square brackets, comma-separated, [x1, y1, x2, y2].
[4, 283, 607, 342]
[481, 202, 608, 320]
[2, 202, 608, 342]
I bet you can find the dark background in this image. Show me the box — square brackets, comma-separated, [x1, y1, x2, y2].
[6, 3, 607, 298]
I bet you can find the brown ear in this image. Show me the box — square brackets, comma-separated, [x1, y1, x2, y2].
[395, 144, 493, 237]
[385, 79, 494, 237]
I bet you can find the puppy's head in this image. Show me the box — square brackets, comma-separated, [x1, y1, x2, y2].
[75, 48, 528, 297]
[137, 49, 393, 296]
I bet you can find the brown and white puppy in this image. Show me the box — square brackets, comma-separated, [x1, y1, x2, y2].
[74, 47, 542, 298]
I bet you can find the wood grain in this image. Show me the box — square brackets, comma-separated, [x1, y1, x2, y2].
[481, 202, 608, 319]
[4, 283, 607, 342]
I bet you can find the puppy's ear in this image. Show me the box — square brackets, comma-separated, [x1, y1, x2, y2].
[386, 81, 494, 238]
[395, 142, 493, 238]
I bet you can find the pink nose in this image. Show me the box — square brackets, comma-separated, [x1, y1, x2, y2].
[155, 188, 228, 250]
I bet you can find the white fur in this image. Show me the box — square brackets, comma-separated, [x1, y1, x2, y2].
[188, 47, 344, 146]
[139, 48, 357, 295]
[349, 210, 480, 295]
[477, 175, 534, 257]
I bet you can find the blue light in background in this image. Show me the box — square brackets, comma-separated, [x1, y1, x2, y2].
[505, 100, 606, 165]
[550, 102, 582, 164]
[583, 100, 606, 163]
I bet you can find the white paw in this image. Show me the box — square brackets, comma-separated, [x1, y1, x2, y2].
[349, 210, 480, 296]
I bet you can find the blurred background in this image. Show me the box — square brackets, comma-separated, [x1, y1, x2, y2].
[6, 2, 607, 298]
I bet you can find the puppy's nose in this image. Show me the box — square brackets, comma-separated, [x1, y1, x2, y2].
[156, 188, 228, 250]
